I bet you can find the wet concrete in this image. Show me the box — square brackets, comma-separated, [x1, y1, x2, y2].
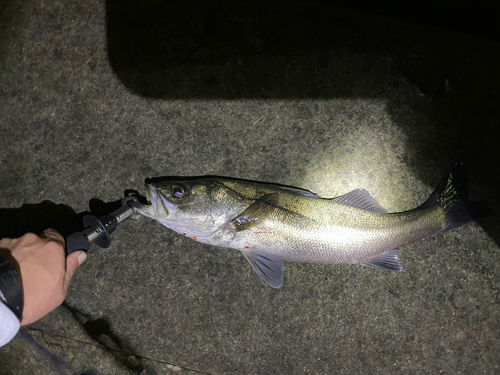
[1, 0, 499, 374]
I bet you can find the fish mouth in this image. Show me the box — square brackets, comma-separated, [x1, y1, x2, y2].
[131, 184, 180, 221]
[129, 185, 157, 217]
[146, 184, 179, 219]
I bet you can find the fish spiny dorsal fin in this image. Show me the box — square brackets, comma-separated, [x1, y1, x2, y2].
[333, 189, 388, 214]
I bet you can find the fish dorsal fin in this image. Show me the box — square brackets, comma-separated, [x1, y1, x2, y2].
[362, 250, 403, 272]
[241, 250, 284, 288]
[333, 189, 388, 213]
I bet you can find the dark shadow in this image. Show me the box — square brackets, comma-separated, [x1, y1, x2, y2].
[312, 0, 499, 43]
[106, 0, 498, 99]
[106, 0, 388, 99]
[0, 201, 88, 241]
[62, 302, 156, 375]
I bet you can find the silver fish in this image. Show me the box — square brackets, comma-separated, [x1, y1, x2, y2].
[132, 166, 470, 288]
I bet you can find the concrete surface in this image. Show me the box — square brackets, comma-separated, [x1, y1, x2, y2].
[1, 0, 499, 374]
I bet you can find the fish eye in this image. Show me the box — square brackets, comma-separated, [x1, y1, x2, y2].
[172, 185, 185, 198]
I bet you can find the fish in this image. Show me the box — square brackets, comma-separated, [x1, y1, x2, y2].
[132, 165, 471, 288]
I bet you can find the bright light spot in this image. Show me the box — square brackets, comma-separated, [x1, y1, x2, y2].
[292, 99, 423, 212]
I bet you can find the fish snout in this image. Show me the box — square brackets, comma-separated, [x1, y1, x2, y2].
[129, 184, 161, 219]
[149, 184, 178, 219]
[144, 184, 163, 217]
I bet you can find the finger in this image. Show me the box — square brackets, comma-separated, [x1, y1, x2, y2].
[63, 250, 86, 292]
[41, 228, 66, 250]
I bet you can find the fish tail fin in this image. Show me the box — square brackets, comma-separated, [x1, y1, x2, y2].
[422, 163, 471, 231]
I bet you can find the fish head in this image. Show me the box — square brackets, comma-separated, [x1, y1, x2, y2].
[134, 179, 248, 238]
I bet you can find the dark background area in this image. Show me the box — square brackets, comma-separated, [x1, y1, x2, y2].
[314, 0, 498, 42]
[107, 0, 499, 99]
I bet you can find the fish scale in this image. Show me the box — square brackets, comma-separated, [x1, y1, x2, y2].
[132, 165, 470, 288]
[222, 192, 443, 263]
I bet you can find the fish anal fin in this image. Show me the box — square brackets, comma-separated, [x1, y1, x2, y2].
[242, 250, 284, 288]
[362, 250, 403, 272]
[333, 189, 388, 214]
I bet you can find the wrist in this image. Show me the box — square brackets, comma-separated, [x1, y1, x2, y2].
[0, 299, 20, 347]
[0, 254, 24, 321]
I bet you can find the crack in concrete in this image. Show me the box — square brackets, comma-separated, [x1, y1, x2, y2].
[26, 328, 212, 375]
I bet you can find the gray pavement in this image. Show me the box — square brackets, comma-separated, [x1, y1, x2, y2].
[1, 0, 499, 374]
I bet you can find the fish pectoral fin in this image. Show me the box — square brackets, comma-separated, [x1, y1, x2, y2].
[242, 250, 284, 289]
[361, 250, 403, 272]
[230, 196, 276, 231]
[231, 193, 313, 231]
[333, 189, 388, 214]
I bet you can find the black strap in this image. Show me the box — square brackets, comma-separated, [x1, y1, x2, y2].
[0, 255, 24, 320]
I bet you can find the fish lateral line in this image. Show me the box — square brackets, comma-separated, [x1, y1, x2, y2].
[221, 226, 272, 235]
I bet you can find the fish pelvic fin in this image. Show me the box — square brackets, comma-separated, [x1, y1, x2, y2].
[423, 162, 471, 231]
[241, 250, 284, 288]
